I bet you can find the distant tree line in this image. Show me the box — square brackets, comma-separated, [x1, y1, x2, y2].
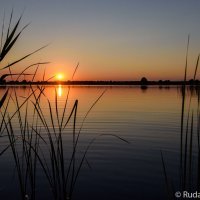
[0, 76, 200, 86]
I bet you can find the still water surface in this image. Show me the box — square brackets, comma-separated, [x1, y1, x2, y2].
[0, 85, 198, 200]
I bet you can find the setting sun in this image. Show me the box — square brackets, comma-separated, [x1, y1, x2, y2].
[56, 73, 64, 81]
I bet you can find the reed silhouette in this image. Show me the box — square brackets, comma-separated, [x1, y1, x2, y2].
[161, 36, 200, 199]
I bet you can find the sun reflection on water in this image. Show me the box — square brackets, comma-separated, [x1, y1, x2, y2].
[58, 85, 63, 97]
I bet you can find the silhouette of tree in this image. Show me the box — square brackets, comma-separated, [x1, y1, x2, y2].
[158, 80, 163, 85]
[189, 79, 194, 85]
[140, 77, 148, 85]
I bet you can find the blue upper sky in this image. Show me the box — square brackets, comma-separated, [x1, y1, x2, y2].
[0, 0, 200, 80]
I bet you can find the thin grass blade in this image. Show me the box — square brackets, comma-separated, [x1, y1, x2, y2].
[0, 89, 9, 109]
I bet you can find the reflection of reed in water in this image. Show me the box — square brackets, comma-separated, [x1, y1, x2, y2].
[177, 85, 200, 98]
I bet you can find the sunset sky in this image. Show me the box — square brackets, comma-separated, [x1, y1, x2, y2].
[1, 0, 200, 81]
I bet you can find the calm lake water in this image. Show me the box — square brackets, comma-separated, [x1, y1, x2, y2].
[0, 85, 199, 200]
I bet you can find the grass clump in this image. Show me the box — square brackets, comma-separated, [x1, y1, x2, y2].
[0, 11, 129, 200]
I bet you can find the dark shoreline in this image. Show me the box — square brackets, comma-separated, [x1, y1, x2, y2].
[0, 80, 199, 86]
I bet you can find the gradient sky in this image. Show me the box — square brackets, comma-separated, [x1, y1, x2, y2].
[0, 0, 200, 81]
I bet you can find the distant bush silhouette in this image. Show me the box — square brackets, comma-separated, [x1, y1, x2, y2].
[140, 77, 148, 85]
